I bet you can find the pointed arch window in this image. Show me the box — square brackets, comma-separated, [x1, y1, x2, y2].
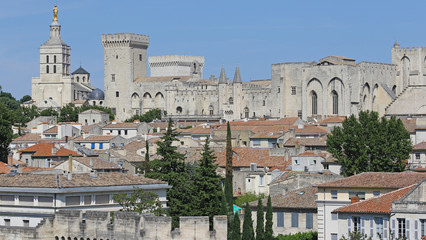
[332, 91, 338, 115]
[311, 91, 318, 115]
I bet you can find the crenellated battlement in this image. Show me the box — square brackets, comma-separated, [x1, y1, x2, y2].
[392, 45, 426, 54]
[101, 33, 149, 48]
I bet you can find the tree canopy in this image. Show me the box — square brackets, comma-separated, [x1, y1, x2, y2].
[0, 103, 14, 162]
[112, 187, 165, 216]
[327, 111, 412, 176]
[125, 108, 166, 123]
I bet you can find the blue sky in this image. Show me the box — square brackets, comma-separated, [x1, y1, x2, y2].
[1, 0, 426, 99]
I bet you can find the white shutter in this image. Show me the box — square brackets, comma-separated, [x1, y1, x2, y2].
[370, 217, 374, 238]
[361, 217, 366, 235]
[391, 218, 396, 237]
[414, 219, 419, 240]
[406, 219, 410, 240]
[348, 216, 352, 236]
[384, 217, 389, 240]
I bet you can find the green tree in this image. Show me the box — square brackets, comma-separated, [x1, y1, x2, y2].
[143, 140, 150, 174]
[19, 95, 32, 103]
[225, 121, 233, 188]
[80, 105, 115, 121]
[256, 198, 265, 240]
[220, 194, 228, 215]
[242, 202, 255, 240]
[112, 187, 165, 216]
[146, 118, 194, 229]
[40, 107, 58, 117]
[191, 137, 222, 223]
[235, 193, 265, 207]
[225, 121, 234, 239]
[265, 195, 273, 240]
[0, 87, 20, 111]
[327, 111, 412, 176]
[231, 211, 241, 240]
[125, 108, 166, 123]
[58, 103, 79, 122]
[0, 103, 14, 163]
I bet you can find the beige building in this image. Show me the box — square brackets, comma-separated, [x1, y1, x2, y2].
[78, 109, 109, 125]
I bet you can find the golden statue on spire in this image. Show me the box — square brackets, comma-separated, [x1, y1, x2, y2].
[53, 5, 58, 22]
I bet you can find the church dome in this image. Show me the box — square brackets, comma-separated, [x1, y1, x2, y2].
[88, 88, 105, 100]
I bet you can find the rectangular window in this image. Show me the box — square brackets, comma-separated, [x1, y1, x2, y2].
[19, 196, 34, 206]
[252, 140, 261, 146]
[139, 54, 142, 61]
[420, 219, 426, 238]
[294, 160, 300, 165]
[398, 218, 406, 238]
[99, 143, 103, 149]
[65, 196, 80, 206]
[23, 220, 29, 227]
[291, 212, 299, 227]
[4, 219, 10, 227]
[116, 91, 119, 97]
[373, 191, 380, 197]
[118, 130, 121, 135]
[277, 212, 284, 227]
[1, 195, 15, 205]
[349, 192, 366, 200]
[38, 196, 53, 207]
[297, 110, 302, 118]
[291, 86, 297, 95]
[353, 217, 361, 232]
[332, 213, 338, 221]
[259, 175, 265, 186]
[376, 217, 384, 237]
[91, 143, 95, 149]
[331, 234, 338, 240]
[331, 190, 337, 199]
[84, 195, 92, 205]
[95, 194, 109, 204]
[125, 130, 128, 135]
[306, 213, 313, 229]
[416, 153, 420, 160]
[111, 74, 115, 82]
[278, 87, 280, 93]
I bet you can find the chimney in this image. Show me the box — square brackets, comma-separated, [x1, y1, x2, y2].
[112, 120, 117, 125]
[90, 159, 93, 168]
[52, 147, 57, 155]
[298, 124, 304, 129]
[351, 195, 360, 204]
[90, 170, 97, 178]
[67, 172, 72, 181]
[83, 132, 89, 139]
[68, 154, 73, 172]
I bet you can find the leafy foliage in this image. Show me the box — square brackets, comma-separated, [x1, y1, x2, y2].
[339, 231, 371, 240]
[225, 121, 234, 239]
[256, 198, 265, 240]
[40, 107, 58, 117]
[231, 212, 241, 240]
[276, 231, 318, 240]
[265, 195, 273, 240]
[0, 103, 14, 163]
[327, 111, 412, 176]
[125, 108, 166, 123]
[242, 202, 255, 240]
[112, 187, 165, 216]
[19, 95, 32, 103]
[235, 193, 265, 207]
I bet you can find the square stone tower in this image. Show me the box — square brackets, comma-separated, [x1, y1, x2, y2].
[102, 33, 149, 121]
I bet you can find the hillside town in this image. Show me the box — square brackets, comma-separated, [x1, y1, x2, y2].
[1, 4, 426, 240]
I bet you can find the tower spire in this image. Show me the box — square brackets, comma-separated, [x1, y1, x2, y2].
[219, 65, 227, 84]
[233, 64, 242, 83]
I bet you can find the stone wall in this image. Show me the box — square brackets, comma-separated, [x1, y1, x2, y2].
[0, 210, 227, 240]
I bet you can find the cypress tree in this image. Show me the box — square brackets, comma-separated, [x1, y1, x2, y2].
[220, 194, 227, 215]
[242, 202, 255, 240]
[144, 140, 150, 174]
[146, 118, 194, 229]
[255, 198, 265, 240]
[225, 121, 234, 239]
[225, 121, 233, 185]
[231, 211, 241, 240]
[192, 137, 222, 223]
[265, 195, 273, 240]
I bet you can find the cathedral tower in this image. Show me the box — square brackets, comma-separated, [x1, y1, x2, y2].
[102, 33, 149, 121]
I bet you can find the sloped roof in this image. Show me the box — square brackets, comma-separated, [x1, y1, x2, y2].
[215, 147, 290, 168]
[0, 172, 166, 188]
[333, 185, 415, 214]
[413, 142, 426, 150]
[43, 126, 58, 134]
[401, 118, 417, 133]
[293, 125, 327, 134]
[12, 133, 42, 142]
[72, 66, 90, 75]
[0, 162, 11, 174]
[318, 116, 346, 124]
[315, 172, 426, 189]
[225, 117, 300, 127]
[73, 135, 117, 142]
[250, 186, 317, 210]
[19, 142, 81, 157]
[72, 157, 120, 170]
[103, 122, 141, 129]
[284, 136, 327, 147]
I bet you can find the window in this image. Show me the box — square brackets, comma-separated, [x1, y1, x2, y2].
[291, 86, 297, 95]
[298, 110, 302, 119]
[373, 191, 380, 197]
[19, 196, 34, 206]
[332, 213, 338, 221]
[331, 190, 337, 199]
[124, 130, 128, 135]
[278, 87, 280, 93]
[349, 192, 366, 200]
[416, 153, 420, 160]
[306, 213, 313, 229]
[252, 140, 261, 146]
[99, 143, 103, 149]
[331, 234, 338, 240]
[259, 175, 265, 186]
[310, 159, 317, 165]
[95, 194, 109, 204]
[311, 91, 318, 115]
[111, 74, 116, 82]
[229, 97, 233, 105]
[46, 55, 49, 63]
[91, 143, 95, 149]
[277, 212, 284, 227]
[398, 218, 406, 238]
[353, 217, 361, 232]
[291, 212, 299, 227]
[332, 91, 338, 115]
[46, 65, 49, 73]
[54, 55, 56, 63]
[294, 160, 300, 165]
[4, 219, 10, 227]
[118, 130, 121, 135]
[263, 100, 265, 106]
[421, 219, 426, 238]
[139, 54, 142, 61]
[375, 217, 384, 237]
[176, 106, 183, 114]
[23, 220, 29, 227]
[53, 65, 56, 73]
[116, 91, 119, 97]
[65, 196, 80, 206]
[38, 196, 53, 207]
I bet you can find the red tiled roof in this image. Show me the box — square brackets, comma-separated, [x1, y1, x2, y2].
[222, 117, 300, 127]
[400, 119, 416, 133]
[215, 147, 290, 168]
[43, 126, 58, 134]
[22, 167, 54, 172]
[413, 142, 426, 150]
[0, 162, 11, 174]
[284, 136, 327, 147]
[74, 135, 117, 142]
[318, 116, 346, 123]
[12, 133, 42, 142]
[293, 125, 327, 134]
[72, 157, 120, 170]
[316, 172, 426, 189]
[333, 185, 415, 214]
[297, 151, 328, 158]
[250, 186, 317, 209]
[20, 142, 81, 157]
[179, 126, 213, 135]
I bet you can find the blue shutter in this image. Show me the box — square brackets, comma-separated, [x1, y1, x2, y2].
[306, 213, 313, 229]
[277, 212, 284, 227]
[91, 143, 95, 149]
[99, 143, 103, 149]
[291, 212, 299, 227]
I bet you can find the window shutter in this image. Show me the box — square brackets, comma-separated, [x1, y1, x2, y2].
[391, 218, 396, 236]
[406, 219, 410, 240]
[384, 217, 389, 240]
[306, 213, 313, 229]
[414, 219, 418, 240]
[370, 217, 374, 237]
[348, 216, 352, 236]
[361, 217, 365, 234]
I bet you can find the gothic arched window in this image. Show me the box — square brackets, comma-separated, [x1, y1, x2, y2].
[311, 91, 318, 115]
[332, 90, 338, 115]
[76, 77, 79, 82]
[244, 107, 249, 118]
[209, 105, 214, 115]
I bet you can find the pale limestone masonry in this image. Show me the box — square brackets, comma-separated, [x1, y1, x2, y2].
[0, 210, 227, 240]
[149, 55, 204, 78]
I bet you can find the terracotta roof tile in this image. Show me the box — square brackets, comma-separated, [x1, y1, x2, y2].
[20, 142, 81, 157]
[250, 186, 317, 209]
[293, 125, 327, 134]
[0, 162, 11, 174]
[316, 172, 426, 189]
[284, 136, 327, 147]
[318, 116, 346, 123]
[401, 119, 416, 133]
[179, 126, 213, 135]
[12, 133, 42, 142]
[413, 142, 426, 150]
[221, 117, 300, 127]
[0, 172, 166, 188]
[43, 126, 58, 134]
[333, 185, 415, 214]
[215, 147, 290, 168]
[72, 157, 120, 170]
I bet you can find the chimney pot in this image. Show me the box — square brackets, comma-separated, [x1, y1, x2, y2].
[351, 196, 361, 204]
